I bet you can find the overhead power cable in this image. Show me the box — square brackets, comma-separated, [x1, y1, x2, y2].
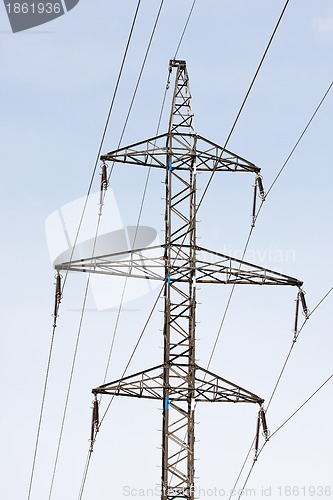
[95, 0, 196, 387]
[99, 0, 166, 386]
[196, 0, 291, 214]
[48, 184, 113, 499]
[75, 2, 199, 496]
[76, 283, 166, 499]
[99, 281, 165, 427]
[269, 373, 333, 439]
[78, 450, 93, 500]
[61, 0, 142, 294]
[231, 372, 333, 500]
[206, 79, 333, 372]
[208, 80, 332, 492]
[98, 0, 196, 397]
[47, 8, 171, 487]
[47, 279, 90, 500]
[170, 0, 293, 374]
[228, 283, 333, 500]
[258, 80, 333, 208]
[266, 282, 333, 409]
[77, 4, 198, 492]
[173, 0, 196, 60]
[26, 5, 142, 500]
[208, 80, 333, 500]
[28, 280, 61, 500]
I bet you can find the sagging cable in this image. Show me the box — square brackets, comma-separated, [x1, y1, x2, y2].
[298, 288, 309, 319]
[53, 273, 62, 327]
[89, 395, 100, 452]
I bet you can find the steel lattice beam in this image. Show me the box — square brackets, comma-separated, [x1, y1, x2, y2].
[93, 364, 264, 405]
[100, 133, 261, 173]
[55, 244, 302, 287]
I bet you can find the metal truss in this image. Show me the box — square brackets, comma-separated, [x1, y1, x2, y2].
[56, 244, 302, 287]
[100, 133, 260, 173]
[56, 60, 304, 500]
[93, 364, 264, 405]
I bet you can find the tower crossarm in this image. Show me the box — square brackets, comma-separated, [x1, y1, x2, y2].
[55, 244, 303, 288]
[100, 133, 260, 173]
[194, 246, 303, 286]
[92, 363, 264, 405]
[54, 244, 165, 280]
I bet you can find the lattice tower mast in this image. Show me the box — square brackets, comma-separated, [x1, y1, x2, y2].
[56, 60, 305, 500]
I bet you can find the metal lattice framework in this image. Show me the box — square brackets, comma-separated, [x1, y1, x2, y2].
[56, 60, 304, 500]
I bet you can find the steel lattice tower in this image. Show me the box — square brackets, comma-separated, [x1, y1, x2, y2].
[56, 60, 304, 500]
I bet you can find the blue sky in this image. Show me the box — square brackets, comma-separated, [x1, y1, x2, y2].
[1, 1, 332, 499]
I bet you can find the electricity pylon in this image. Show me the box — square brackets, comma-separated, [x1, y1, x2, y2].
[56, 60, 306, 499]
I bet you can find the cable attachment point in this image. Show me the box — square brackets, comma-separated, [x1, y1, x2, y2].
[101, 162, 108, 190]
[89, 395, 100, 452]
[293, 291, 300, 342]
[166, 64, 172, 90]
[251, 174, 265, 226]
[254, 406, 270, 460]
[298, 288, 309, 319]
[99, 162, 108, 214]
[254, 409, 261, 460]
[256, 174, 265, 201]
[260, 407, 270, 442]
[53, 272, 62, 327]
[251, 179, 258, 228]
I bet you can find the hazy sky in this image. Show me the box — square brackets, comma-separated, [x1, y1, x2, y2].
[1, 1, 332, 499]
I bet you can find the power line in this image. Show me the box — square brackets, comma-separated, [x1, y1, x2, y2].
[26, 5, 142, 499]
[101, 0, 166, 385]
[83, 0, 196, 395]
[74, 282, 165, 500]
[270, 373, 333, 439]
[27, 322, 57, 500]
[206, 79, 333, 373]
[116, 0, 165, 147]
[232, 372, 333, 500]
[40, 2, 328, 496]
[48, 191, 110, 499]
[307, 284, 333, 318]
[60, 0, 143, 294]
[63, 3, 197, 496]
[228, 283, 333, 499]
[98, 282, 165, 428]
[96, 0, 197, 402]
[75, 6, 200, 491]
[173, 0, 196, 60]
[264, 81, 333, 200]
[206, 227, 254, 371]
[170, 0, 293, 373]
[78, 451, 92, 500]
[196, 0, 291, 214]
[47, 278, 90, 500]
